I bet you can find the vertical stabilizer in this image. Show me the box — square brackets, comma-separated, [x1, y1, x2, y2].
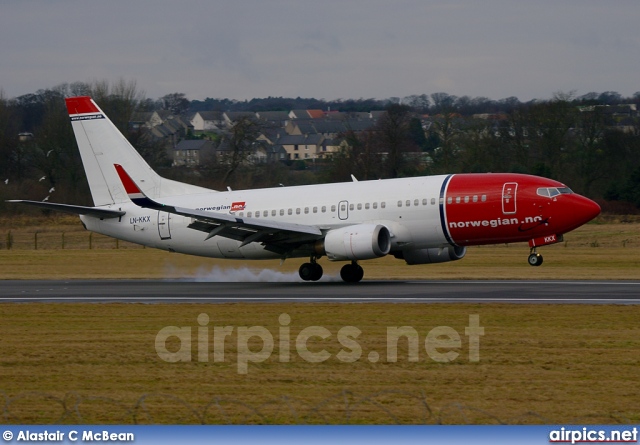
[65, 96, 211, 206]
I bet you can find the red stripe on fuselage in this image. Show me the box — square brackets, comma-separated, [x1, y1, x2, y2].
[65, 96, 100, 115]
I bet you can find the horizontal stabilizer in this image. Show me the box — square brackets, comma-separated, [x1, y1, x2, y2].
[6, 200, 125, 219]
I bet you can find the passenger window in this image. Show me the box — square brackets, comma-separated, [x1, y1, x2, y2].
[247, 211, 252, 217]
[304, 207, 309, 214]
[357, 203, 362, 210]
[288, 209, 293, 215]
[422, 198, 427, 206]
[373, 202, 378, 209]
[398, 200, 403, 207]
[455, 197, 461, 204]
[271, 210, 276, 217]
[406, 200, 411, 207]
[340, 204, 346, 211]
[280, 209, 284, 216]
[331, 205, 336, 212]
[365, 203, 370, 210]
[313, 207, 317, 213]
[239, 212, 244, 217]
[322, 206, 326, 213]
[381, 202, 386, 209]
[473, 195, 478, 203]
[296, 208, 301, 214]
[481, 195, 487, 202]
[349, 204, 354, 211]
[447, 197, 452, 204]
[414, 199, 419, 206]
[255, 212, 260, 218]
[464, 196, 469, 203]
[431, 198, 436, 205]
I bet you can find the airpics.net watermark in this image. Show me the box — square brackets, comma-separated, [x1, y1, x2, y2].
[155, 314, 484, 374]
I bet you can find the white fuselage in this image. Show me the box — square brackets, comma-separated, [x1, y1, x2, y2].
[82, 175, 449, 260]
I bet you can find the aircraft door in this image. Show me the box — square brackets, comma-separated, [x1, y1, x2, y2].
[338, 200, 349, 220]
[502, 182, 518, 214]
[158, 211, 172, 240]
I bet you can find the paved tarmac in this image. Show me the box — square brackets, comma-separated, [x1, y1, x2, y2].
[0, 280, 638, 304]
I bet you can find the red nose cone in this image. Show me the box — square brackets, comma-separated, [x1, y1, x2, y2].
[584, 197, 601, 222]
[573, 195, 601, 227]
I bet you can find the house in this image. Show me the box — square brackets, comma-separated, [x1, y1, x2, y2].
[222, 111, 256, 127]
[276, 134, 325, 160]
[190, 111, 224, 132]
[129, 111, 170, 129]
[256, 111, 290, 126]
[172, 140, 215, 167]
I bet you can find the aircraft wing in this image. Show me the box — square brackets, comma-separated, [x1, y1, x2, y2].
[114, 164, 323, 251]
[6, 200, 125, 219]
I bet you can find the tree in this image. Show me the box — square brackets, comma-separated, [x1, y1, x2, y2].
[525, 96, 576, 179]
[87, 78, 144, 133]
[430, 92, 457, 115]
[217, 116, 260, 186]
[376, 103, 417, 178]
[569, 107, 608, 195]
[161, 93, 190, 115]
[0, 91, 20, 180]
[430, 110, 461, 173]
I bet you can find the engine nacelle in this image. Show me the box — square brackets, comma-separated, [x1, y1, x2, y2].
[319, 224, 391, 261]
[399, 246, 467, 265]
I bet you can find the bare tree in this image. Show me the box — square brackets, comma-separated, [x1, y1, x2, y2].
[376, 103, 416, 178]
[218, 116, 260, 186]
[160, 93, 190, 115]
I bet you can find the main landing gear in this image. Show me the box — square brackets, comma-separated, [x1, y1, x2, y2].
[340, 261, 364, 283]
[298, 259, 365, 283]
[528, 248, 543, 267]
[299, 258, 323, 281]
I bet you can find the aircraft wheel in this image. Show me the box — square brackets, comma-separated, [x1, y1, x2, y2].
[528, 253, 543, 267]
[340, 263, 364, 283]
[310, 263, 323, 281]
[299, 263, 314, 281]
[299, 262, 323, 281]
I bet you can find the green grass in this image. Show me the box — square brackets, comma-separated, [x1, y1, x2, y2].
[1, 303, 639, 424]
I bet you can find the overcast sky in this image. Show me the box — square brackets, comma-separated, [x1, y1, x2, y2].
[1, 0, 639, 103]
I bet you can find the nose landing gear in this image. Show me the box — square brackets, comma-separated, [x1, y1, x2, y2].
[528, 248, 543, 266]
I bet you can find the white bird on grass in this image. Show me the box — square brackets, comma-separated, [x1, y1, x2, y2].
[46, 150, 54, 157]
[49, 187, 55, 193]
[3, 179, 7, 185]
[38, 176, 46, 182]
[42, 196, 49, 202]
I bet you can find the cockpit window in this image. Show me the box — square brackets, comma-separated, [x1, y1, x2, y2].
[537, 187, 573, 198]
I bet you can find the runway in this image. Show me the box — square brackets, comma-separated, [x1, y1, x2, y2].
[1, 280, 639, 304]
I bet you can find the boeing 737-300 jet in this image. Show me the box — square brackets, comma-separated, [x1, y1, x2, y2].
[9, 96, 601, 282]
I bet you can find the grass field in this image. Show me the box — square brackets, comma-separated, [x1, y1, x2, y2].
[1, 216, 640, 424]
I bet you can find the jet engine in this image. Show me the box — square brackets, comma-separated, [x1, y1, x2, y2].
[398, 246, 467, 265]
[317, 224, 391, 261]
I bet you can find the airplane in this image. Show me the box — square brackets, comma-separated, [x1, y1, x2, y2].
[9, 96, 601, 282]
